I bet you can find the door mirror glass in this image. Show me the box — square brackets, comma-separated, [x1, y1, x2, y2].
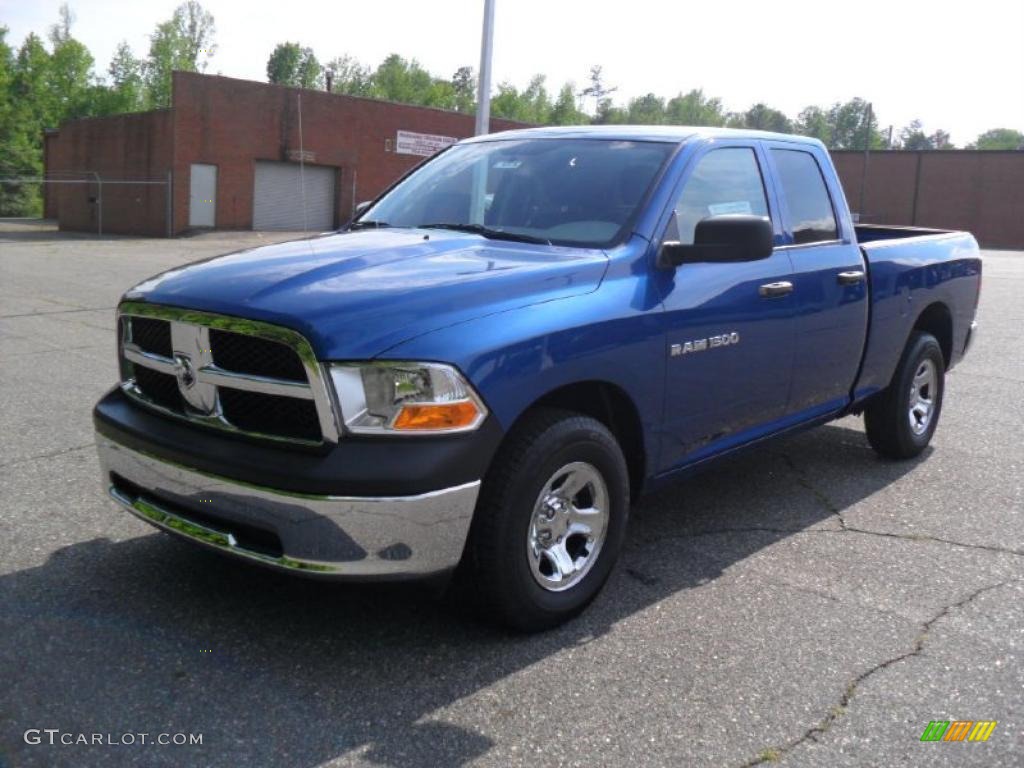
[660, 215, 774, 266]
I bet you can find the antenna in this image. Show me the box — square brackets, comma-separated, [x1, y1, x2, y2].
[297, 92, 309, 233]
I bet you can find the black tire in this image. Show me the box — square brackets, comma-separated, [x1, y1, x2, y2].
[864, 331, 945, 459]
[459, 408, 630, 632]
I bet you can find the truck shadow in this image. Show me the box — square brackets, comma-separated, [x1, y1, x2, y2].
[0, 423, 925, 768]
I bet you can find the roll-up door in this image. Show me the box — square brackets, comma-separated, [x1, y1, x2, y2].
[253, 161, 336, 231]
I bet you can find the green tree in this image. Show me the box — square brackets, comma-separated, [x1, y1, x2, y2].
[665, 89, 726, 126]
[105, 41, 146, 113]
[372, 54, 431, 103]
[549, 83, 588, 125]
[369, 54, 455, 109]
[46, 7, 96, 120]
[2, 31, 51, 215]
[490, 75, 559, 124]
[451, 65, 475, 113]
[626, 93, 666, 124]
[490, 82, 527, 121]
[898, 120, 933, 150]
[930, 129, 954, 150]
[581, 65, 616, 115]
[728, 103, 792, 133]
[825, 98, 882, 149]
[324, 54, 372, 96]
[896, 121, 955, 150]
[145, 1, 216, 108]
[266, 42, 322, 88]
[48, 3, 74, 46]
[593, 98, 627, 125]
[795, 105, 831, 143]
[970, 128, 1024, 150]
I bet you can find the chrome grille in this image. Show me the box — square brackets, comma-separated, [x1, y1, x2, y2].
[117, 302, 338, 445]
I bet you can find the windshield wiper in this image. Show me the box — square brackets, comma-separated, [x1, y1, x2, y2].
[349, 219, 390, 230]
[418, 222, 551, 245]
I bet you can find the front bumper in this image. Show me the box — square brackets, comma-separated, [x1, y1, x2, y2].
[97, 434, 481, 579]
[964, 319, 978, 355]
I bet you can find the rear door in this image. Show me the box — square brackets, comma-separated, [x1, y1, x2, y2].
[765, 144, 869, 418]
[656, 142, 796, 471]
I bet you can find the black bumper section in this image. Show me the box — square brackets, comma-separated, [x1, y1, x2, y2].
[93, 387, 504, 497]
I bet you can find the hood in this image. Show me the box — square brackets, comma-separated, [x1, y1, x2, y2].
[125, 229, 608, 359]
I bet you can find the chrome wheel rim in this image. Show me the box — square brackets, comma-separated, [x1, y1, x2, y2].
[908, 358, 938, 436]
[527, 461, 609, 592]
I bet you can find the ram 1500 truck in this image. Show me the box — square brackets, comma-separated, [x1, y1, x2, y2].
[94, 126, 982, 630]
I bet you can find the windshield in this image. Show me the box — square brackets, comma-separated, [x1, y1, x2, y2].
[359, 139, 675, 247]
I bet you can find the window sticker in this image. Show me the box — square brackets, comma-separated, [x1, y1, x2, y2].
[707, 201, 753, 216]
[493, 160, 522, 169]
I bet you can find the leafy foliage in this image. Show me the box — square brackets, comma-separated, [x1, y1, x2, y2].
[897, 119, 955, 150]
[144, 1, 216, 108]
[969, 128, 1024, 150]
[323, 55, 373, 97]
[266, 43, 322, 89]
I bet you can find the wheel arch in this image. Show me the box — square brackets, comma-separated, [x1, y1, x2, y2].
[913, 301, 954, 369]
[508, 380, 647, 500]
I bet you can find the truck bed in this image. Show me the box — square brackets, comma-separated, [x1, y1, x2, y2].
[854, 223, 955, 244]
[852, 227, 981, 403]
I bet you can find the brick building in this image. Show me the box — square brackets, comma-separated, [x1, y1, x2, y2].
[43, 72, 525, 236]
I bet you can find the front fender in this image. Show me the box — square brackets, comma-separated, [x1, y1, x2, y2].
[382, 249, 666, 474]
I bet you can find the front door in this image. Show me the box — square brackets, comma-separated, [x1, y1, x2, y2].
[657, 144, 796, 472]
[189, 163, 217, 228]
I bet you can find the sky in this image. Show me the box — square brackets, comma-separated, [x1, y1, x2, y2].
[3, 0, 1022, 146]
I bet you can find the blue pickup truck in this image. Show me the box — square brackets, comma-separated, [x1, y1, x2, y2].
[94, 126, 981, 630]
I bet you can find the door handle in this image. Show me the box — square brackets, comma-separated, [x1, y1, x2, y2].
[759, 281, 794, 298]
[837, 270, 866, 285]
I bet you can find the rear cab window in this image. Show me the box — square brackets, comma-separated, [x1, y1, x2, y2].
[770, 149, 838, 245]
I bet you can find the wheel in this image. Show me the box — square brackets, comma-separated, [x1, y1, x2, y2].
[460, 408, 630, 632]
[864, 331, 945, 459]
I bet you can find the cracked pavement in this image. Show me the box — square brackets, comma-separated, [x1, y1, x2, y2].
[1, 220, 1021, 767]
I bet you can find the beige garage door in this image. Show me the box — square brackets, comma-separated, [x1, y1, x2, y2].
[253, 161, 336, 231]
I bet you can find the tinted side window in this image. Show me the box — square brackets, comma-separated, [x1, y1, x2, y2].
[672, 148, 769, 244]
[771, 149, 838, 244]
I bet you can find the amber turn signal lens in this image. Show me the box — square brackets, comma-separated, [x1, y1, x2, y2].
[392, 401, 481, 431]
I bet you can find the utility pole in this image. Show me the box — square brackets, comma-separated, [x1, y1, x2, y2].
[475, 0, 495, 135]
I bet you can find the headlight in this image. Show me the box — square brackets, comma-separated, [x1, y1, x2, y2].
[329, 362, 487, 435]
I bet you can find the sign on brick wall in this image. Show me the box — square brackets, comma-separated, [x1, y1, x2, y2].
[395, 130, 457, 157]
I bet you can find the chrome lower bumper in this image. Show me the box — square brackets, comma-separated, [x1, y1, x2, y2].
[96, 435, 480, 578]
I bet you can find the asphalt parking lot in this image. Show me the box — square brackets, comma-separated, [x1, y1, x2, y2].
[1, 219, 1021, 768]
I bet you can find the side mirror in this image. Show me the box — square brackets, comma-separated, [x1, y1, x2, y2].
[354, 200, 373, 216]
[659, 215, 774, 267]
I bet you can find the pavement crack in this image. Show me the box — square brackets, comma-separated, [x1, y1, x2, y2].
[736, 578, 1017, 767]
[842, 525, 1023, 557]
[0, 442, 96, 468]
[633, 525, 1022, 557]
[0, 306, 115, 319]
[778, 452, 848, 530]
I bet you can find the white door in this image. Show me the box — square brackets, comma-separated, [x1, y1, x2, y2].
[253, 161, 336, 231]
[189, 164, 217, 227]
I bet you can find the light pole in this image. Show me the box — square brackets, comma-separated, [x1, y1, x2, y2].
[475, 0, 495, 135]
